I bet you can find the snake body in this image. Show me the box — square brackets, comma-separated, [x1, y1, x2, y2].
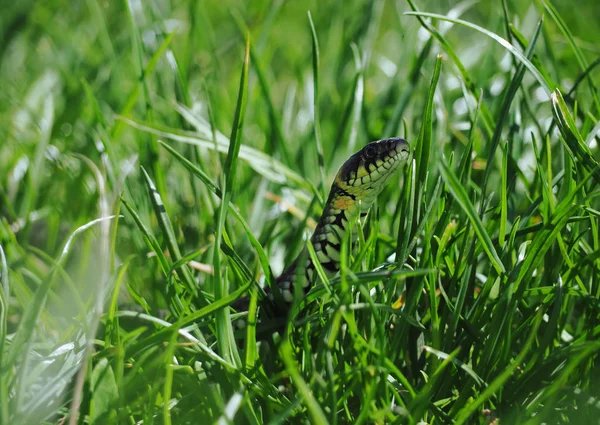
[236, 138, 410, 320]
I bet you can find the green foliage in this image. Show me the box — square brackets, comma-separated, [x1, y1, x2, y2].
[1, 0, 600, 424]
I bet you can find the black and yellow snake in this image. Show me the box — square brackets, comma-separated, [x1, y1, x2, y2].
[235, 137, 410, 322]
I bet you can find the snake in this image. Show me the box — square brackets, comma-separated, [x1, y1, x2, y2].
[234, 137, 410, 322]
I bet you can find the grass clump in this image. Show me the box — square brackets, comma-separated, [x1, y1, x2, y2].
[1, 0, 600, 424]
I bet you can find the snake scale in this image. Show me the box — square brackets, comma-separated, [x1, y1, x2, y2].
[234, 138, 410, 323]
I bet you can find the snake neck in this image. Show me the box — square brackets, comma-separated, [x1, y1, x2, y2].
[267, 185, 359, 311]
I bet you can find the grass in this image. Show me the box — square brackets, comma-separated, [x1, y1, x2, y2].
[1, 0, 600, 423]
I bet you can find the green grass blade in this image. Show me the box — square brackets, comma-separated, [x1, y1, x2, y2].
[481, 17, 543, 204]
[541, 0, 600, 112]
[404, 11, 553, 95]
[3, 216, 118, 372]
[415, 54, 442, 189]
[551, 89, 600, 184]
[280, 339, 329, 425]
[454, 312, 543, 425]
[214, 36, 250, 363]
[140, 167, 199, 300]
[120, 196, 171, 275]
[439, 161, 506, 274]
[120, 116, 313, 192]
[0, 245, 8, 425]
[308, 11, 327, 194]
[159, 140, 273, 289]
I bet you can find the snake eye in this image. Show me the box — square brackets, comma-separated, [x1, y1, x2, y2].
[364, 145, 377, 159]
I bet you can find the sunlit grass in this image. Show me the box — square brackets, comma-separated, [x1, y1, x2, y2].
[1, 0, 600, 424]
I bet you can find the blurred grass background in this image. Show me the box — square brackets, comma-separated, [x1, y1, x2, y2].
[1, 0, 600, 424]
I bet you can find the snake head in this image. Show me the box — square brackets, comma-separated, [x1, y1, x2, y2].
[334, 138, 410, 205]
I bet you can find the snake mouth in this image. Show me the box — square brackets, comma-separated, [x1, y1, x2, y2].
[386, 138, 410, 162]
[394, 138, 411, 160]
[372, 137, 410, 175]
